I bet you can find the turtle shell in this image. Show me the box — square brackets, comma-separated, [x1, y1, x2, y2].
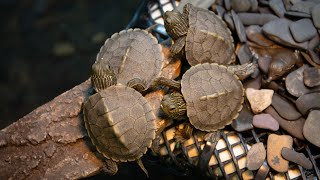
[185, 4, 235, 66]
[96, 28, 164, 87]
[181, 63, 244, 131]
[83, 84, 156, 162]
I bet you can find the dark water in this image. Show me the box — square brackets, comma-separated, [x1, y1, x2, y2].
[0, 0, 142, 129]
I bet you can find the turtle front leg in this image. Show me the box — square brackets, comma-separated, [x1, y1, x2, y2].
[170, 36, 186, 58]
[226, 62, 258, 80]
[151, 77, 181, 91]
[174, 122, 194, 143]
[127, 78, 148, 94]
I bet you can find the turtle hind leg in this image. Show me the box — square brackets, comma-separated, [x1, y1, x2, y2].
[101, 159, 118, 176]
[170, 36, 186, 59]
[136, 158, 149, 178]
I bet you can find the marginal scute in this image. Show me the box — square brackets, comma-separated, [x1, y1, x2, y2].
[83, 85, 157, 162]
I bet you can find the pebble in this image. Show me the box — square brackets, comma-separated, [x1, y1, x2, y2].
[267, 49, 297, 82]
[249, 0, 258, 11]
[231, 0, 251, 12]
[296, 92, 320, 116]
[303, 66, 320, 87]
[271, 93, 301, 120]
[289, 19, 317, 43]
[231, 105, 253, 132]
[281, 147, 313, 169]
[312, 3, 320, 29]
[215, 5, 225, 18]
[258, 56, 272, 74]
[246, 25, 275, 47]
[262, 18, 308, 50]
[246, 88, 274, 114]
[252, 113, 279, 131]
[265, 106, 306, 140]
[303, 110, 320, 148]
[290, 1, 316, 15]
[223, 13, 235, 31]
[286, 65, 320, 97]
[231, 10, 247, 43]
[254, 161, 270, 180]
[236, 43, 252, 64]
[285, 11, 311, 18]
[246, 142, 266, 170]
[269, 0, 286, 17]
[267, 134, 293, 173]
[243, 74, 262, 90]
[237, 13, 278, 26]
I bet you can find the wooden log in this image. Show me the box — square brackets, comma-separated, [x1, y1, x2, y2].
[0, 79, 105, 179]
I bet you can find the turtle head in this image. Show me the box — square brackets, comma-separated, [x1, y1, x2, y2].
[164, 10, 188, 40]
[267, 60, 286, 82]
[91, 61, 117, 92]
[160, 92, 186, 119]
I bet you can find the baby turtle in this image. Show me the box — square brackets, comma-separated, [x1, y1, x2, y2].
[95, 28, 164, 89]
[83, 61, 157, 176]
[164, 3, 235, 66]
[155, 63, 256, 140]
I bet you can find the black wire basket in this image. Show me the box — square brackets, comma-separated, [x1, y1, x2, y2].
[125, 0, 320, 179]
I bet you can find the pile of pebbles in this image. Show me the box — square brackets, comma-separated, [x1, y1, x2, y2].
[149, 0, 320, 179]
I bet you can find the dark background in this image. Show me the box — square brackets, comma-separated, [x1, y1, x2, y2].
[0, 0, 143, 130]
[0, 0, 198, 179]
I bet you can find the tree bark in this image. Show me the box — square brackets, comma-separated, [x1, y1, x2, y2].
[0, 79, 105, 180]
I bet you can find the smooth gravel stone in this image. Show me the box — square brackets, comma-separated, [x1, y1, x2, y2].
[258, 56, 272, 74]
[308, 34, 319, 49]
[231, 105, 253, 132]
[231, 10, 247, 43]
[309, 49, 320, 65]
[254, 161, 270, 180]
[269, 0, 286, 17]
[223, 13, 235, 31]
[312, 3, 320, 29]
[253, 113, 279, 131]
[303, 110, 320, 148]
[231, 0, 251, 12]
[238, 13, 278, 26]
[271, 93, 301, 120]
[262, 19, 309, 50]
[243, 74, 262, 90]
[236, 43, 252, 64]
[216, 5, 225, 18]
[224, 0, 231, 10]
[285, 11, 311, 18]
[249, 0, 258, 11]
[303, 67, 320, 87]
[247, 142, 266, 170]
[281, 147, 313, 169]
[267, 134, 293, 173]
[246, 88, 274, 114]
[282, 0, 292, 10]
[290, 1, 316, 15]
[296, 92, 320, 116]
[289, 19, 317, 43]
[265, 106, 305, 140]
[246, 25, 275, 47]
[286, 65, 320, 97]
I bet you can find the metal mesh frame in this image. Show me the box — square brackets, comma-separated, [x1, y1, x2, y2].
[126, 0, 320, 179]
